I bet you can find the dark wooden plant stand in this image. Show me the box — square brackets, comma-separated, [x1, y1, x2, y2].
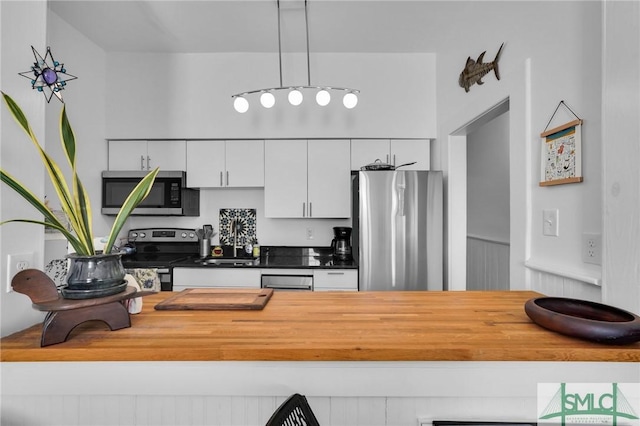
[12, 269, 155, 347]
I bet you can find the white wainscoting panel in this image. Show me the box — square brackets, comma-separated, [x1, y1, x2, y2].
[3, 361, 636, 426]
[1, 395, 541, 426]
[466, 236, 510, 290]
[528, 268, 602, 302]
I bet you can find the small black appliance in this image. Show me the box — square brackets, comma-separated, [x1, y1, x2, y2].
[331, 226, 353, 261]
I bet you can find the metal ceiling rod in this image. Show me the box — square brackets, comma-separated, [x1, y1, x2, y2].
[231, 0, 359, 110]
[277, 0, 283, 87]
[304, 0, 311, 86]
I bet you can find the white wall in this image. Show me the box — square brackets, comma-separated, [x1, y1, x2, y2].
[0, 7, 107, 337]
[44, 11, 109, 235]
[601, 0, 640, 313]
[0, 1, 48, 337]
[105, 52, 436, 140]
[434, 2, 603, 297]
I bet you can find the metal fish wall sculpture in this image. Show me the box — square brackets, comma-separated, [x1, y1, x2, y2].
[459, 43, 504, 92]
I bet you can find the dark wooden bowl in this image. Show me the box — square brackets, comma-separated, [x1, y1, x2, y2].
[524, 297, 640, 345]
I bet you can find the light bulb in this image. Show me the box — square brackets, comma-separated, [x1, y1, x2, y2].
[288, 89, 303, 106]
[343, 92, 358, 109]
[316, 89, 330, 106]
[260, 92, 275, 108]
[233, 96, 249, 113]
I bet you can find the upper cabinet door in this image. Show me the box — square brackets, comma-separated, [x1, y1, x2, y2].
[186, 140, 264, 188]
[146, 140, 187, 171]
[108, 140, 187, 171]
[390, 139, 430, 171]
[186, 140, 225, 187]
[108, 140, 148, 171]
[307, 139, 351, 218]
[350, 139, 391, 170]
[225, 140, 264, 187]
[265, 140, 308, 218]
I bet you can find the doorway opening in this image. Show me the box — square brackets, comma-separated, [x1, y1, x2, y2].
[466, 107, 510, 290]
[448, 98, 511, 291]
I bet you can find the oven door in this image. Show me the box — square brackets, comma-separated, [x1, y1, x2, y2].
[261, 274, 313, 291]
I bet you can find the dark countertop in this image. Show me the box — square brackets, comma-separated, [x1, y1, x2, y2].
[172, 246, 358, 270]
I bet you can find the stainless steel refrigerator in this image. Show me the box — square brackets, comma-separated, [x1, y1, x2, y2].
[353, 170, 443, 291]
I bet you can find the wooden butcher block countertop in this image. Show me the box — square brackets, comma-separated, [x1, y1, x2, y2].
[2, 290, 639, 362]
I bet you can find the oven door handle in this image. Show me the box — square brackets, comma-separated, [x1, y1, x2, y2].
[262, 283, 313, 291]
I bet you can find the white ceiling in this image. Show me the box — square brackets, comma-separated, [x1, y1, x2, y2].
[48, 0, 476, 54]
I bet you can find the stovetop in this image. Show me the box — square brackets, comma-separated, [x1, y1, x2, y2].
[121, 227, 199, 268]
[121, 253, 194, 268]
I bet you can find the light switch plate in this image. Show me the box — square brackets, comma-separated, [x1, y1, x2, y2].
[543, 209, 559, 236]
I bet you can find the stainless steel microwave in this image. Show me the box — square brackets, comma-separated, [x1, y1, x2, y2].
[101, 171, 199, 216]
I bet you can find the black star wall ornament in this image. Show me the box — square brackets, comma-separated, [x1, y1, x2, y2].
[19, 46, 77, 103]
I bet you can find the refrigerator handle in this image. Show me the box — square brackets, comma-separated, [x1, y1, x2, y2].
[397, 183, 406, 217]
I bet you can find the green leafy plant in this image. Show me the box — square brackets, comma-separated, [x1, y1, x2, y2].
[1, 92, 158, 255]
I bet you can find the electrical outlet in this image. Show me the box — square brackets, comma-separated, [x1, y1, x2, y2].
[543, 209, 559, 236]
[306, 227, 314, 240]
[582, 233, 602, 265]
[6, 252, 35, 293]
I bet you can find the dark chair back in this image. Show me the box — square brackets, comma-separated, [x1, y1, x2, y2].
[265, 393, 320, 426]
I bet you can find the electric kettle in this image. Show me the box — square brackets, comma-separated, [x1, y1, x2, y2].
[331, 227, 353, 261]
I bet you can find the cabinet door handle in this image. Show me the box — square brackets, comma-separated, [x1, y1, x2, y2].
[386, 154, 390, 164]
[146, 155, 151, 170]
[226, 171, 229, 186]
[327, 272, 344, 275]
[220, 171, 223, 187]
[393, 154, 396, 166]
[309, 202, 312, 217]
[302, 203, 306, 217]
[140, 155, 145, 170]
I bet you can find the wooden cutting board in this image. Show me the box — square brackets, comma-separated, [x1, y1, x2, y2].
[154, 288, 273, 311]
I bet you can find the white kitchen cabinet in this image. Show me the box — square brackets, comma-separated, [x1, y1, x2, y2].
[313, 270, 358, 291]
[307, 140, 351, 218]
[108, 140, 186, 171]
[172, 267, 261, 291]
[186, 140, 225, 187]
[350, 139, 390, 170]
[265, 139, 350, 218]
[390, 139, 430, 170]
[350, 139, 430, 171]
[186, 140, 264, 188]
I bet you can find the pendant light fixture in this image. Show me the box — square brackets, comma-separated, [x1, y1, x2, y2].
[231, 0, 359, 113]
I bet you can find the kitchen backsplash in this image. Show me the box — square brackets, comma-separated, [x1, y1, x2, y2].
[219, 208, 257, 245]
[122, 188, 351, 246]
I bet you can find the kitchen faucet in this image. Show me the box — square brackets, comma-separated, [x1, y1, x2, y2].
[230, 219, 239, 257]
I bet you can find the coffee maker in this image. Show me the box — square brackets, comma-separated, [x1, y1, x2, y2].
[331, 227, 353, 261]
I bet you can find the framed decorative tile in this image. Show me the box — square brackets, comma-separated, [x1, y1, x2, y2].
[219, 209, 257, 246]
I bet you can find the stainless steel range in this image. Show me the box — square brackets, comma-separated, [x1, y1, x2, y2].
[121, 228, 199, 291]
